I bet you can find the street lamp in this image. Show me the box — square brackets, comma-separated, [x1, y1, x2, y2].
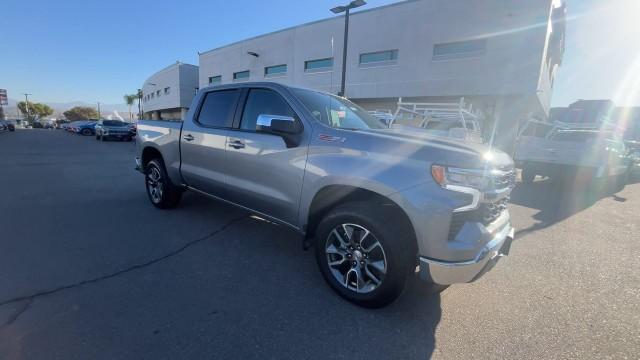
[330, 0, 366, 97]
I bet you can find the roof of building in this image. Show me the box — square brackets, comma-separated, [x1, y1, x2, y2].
[144, 61, 198, 84]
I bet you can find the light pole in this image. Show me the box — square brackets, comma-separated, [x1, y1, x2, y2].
[330, 0, 366, 97]
[23, 93, 32, 121]
[97, 102, 101, 119]
[137, 89, 143, 120]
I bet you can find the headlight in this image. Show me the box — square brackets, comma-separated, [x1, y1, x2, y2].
[431, 165, 489, 190]
[431, 165, 487, 212]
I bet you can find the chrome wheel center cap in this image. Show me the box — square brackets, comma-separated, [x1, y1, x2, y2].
[353, 250, 363, 262]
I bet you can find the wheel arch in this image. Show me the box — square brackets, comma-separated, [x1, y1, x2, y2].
[141, 146, 164, 168]
[305, 185, 417, 257]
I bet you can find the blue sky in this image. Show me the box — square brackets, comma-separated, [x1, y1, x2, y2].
[1, 0, 638, 107]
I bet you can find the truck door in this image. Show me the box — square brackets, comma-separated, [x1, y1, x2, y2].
[180, 89, 241, 196]
[224, 88, 307, 226]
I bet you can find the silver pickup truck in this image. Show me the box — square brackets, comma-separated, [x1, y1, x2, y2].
[136, 82, 515, 308]
[515, 120, 630, 189]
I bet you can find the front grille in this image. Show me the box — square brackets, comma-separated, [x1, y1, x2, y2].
[491, 168, 517, 190]
[479, 196, 509, 224]
[448, 196, 510, 240]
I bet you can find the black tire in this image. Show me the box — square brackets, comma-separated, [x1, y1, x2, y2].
[314, 202, 415, 308]
[521, 167, 536, 184]
[144, 159, 182, 209]
[81, 128, 92, 136]
[96, 134, 101, 140]
[101, 135, 107, 141]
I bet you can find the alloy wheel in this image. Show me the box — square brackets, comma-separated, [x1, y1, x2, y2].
[147, 166, 164, 203]
[325, 223, 387, 294]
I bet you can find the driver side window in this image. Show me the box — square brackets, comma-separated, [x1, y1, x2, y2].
[240, 89, 295, 131]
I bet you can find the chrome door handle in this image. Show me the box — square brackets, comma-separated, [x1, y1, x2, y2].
[183, 134, 195, 141]
[229, 139, 245, 149]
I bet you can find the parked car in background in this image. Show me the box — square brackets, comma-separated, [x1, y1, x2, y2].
[5, 120, 16, 131]
[65, 121, 84, 132]
[626, 141, 640, 179]
[56, 120, 70, 129]
[32, 121, 44, 129]
[515, 120, 629, 189]
[136, 82, 515, 308]
[95, 120, 134, 141]
[43, 121, 56, 129]
[73, 121, 98, 136]
[0, 121, 8, 133]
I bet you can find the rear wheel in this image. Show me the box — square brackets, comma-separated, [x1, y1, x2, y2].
[315, 202, 415, 308]
[145, 159, 182, 209]
[81, 128, 92, 136]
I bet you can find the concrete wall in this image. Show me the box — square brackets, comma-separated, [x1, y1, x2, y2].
[142, 62, 199, 114]
[199, 0, 558, 106]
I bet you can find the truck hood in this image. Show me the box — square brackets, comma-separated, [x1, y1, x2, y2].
[361, 127, 513, 170]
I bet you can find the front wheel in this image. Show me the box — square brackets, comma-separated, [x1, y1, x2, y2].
[145, 159, 182, 209]
[315, 202, 415, 308]
[81, 128, 92, 136]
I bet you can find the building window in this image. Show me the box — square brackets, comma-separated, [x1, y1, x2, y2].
[433, 39, 487, 60]
[164, 87, 170, 95]
[264, 64, 287, 78]
[233, 71, 250, 81]
[359, 50, 398, 66]
[304, 58, 333, 73]
[209, 75, 222, 86]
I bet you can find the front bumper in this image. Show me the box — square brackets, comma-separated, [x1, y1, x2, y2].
[419, 224, 514, 285]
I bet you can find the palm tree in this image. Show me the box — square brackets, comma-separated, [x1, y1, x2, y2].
[124, 94, 137, 121]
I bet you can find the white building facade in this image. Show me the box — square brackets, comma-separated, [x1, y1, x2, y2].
[142, 62, 199, 120]
[198, 0, 566, 150]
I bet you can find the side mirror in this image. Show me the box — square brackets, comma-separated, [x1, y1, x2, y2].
[256, 114, 302, 135]
[256, 114, 303, 148]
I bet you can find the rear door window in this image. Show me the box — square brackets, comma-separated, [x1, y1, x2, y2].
[196, 89, 241, 128]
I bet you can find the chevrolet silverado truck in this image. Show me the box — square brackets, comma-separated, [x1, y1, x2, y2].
[136, 82, 515, 308]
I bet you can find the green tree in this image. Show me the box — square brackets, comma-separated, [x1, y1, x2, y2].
[124, 94, 137, 121]
[18, 101, 54, 120]
[63, 106, 99, 121]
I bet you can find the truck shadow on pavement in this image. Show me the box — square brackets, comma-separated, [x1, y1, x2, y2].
[180, 197, 443, 360]
[510, 177, 628, 238]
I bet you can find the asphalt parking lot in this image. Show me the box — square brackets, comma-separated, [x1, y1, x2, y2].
[0, 129, 638, 359]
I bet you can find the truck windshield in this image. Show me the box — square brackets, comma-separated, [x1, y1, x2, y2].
[291, 88, 386, 130]
[103, 120, 125, 126]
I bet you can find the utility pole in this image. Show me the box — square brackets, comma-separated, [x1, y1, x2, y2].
[97, 102, 101, 119]
[23, 93, 32, 120]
